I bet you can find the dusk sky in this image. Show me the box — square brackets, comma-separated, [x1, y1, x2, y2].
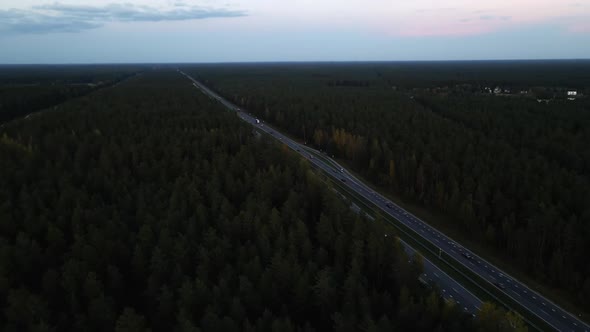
[1, 0, 589, 63]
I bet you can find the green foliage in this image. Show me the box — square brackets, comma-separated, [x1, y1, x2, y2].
[186, 62, 590, 312]
[0, 70, 478, 331]
[0, 65, 142, 123]
[476, 302, 528, 332]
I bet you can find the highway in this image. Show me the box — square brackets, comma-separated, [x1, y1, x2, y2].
[179, 70, 589, 332]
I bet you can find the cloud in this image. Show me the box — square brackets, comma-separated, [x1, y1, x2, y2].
[0, 2, 247, 34]
[377, 0, 590, 37]
[480, 15, 511, 21]
[415, 7, 456, 14]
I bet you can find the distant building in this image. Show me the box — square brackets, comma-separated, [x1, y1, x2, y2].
[567, 90, 577, 100]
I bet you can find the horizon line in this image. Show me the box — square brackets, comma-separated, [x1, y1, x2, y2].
[2, 58, 590, 66]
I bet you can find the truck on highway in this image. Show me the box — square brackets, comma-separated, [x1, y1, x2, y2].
[255, 119, 260, 124]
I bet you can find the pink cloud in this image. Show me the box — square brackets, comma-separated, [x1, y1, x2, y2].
[393, 19, 510, 37]
[367, 0, 590, 37]
[568, 24, 590, 33]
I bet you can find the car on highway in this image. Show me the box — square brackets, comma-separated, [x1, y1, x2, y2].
[386, 202, 394, 208]
[493, 282, 506, 290]
[340, 178, 346, 182]
[462, 252, 474, 260]
[255, 119, 260, 124]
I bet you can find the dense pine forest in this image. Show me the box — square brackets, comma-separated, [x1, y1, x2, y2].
[185, 61, 590, 313]
[0, 69, 530, 331]
[0, 65, 142, 123]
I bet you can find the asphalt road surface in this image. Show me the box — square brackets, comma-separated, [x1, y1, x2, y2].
[180, 70, 589, 332]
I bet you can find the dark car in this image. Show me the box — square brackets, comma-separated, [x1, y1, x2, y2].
[386, 202, 394, 209]
[493, 282, 506, 290]
[462, 252, 474, 260]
